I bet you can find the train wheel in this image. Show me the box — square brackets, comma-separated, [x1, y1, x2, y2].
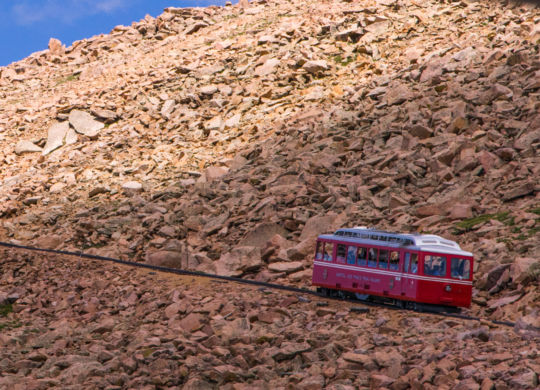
[405, 301, 416, 311]
[355, 293, 369, 301]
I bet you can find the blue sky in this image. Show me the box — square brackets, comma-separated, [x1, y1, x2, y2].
[0, 0, 226, 67]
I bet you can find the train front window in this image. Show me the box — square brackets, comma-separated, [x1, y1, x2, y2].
[336, 244, 347, 264]
[389, 251, 399, 271]
[324, 243, 334, 262]
[357, 247, 367, 266]
[347, 246, 357, 265]
[315, 242, 324, 260]
[378, 250, 388, 269]
[424, 255, 447, 277]
[451, 258, 470, 280]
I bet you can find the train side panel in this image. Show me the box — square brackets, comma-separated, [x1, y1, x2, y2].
[312, 238, 474, 308]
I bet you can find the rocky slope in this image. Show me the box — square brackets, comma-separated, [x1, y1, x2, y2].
[0, 0, 538, 337]
[1, 249, 538, 389]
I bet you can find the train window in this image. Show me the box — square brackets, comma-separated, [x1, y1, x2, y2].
[404, 252, 410, 272]
[378, 250, 389, 269]
[315, 242, 324, 260]
[324, 243, 333, 262]
[389, 251, 399, 271]
[368, 248, 377, 267]
[336, 244, 347, 264]
[451, 258, 470, 280]
[424, 255, 447, 277]
[347, 246, 357, 265]
[410, 253, 418, 274]
[357, 247, 367, 266]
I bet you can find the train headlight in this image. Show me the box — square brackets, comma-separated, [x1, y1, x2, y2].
[445, 285, 452, 292]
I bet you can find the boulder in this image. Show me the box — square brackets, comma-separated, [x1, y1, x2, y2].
[48, 38, 65, 56]
[239, 222, 288, 248]
[122, 181, 143, 195]
[15, 140, 41, 155]
[42, 121, 69, 155]
[69, 110, 104, 138]
[408, 124, 433, 139]
[299, 213, 345, 242]
[303, 60, 329, 74]
[255, 58, 280, 76]
[214, 246, 263, 277]
[205, 166, 229, 181]
[146, 250, 186, 269]
[268, 261, 303, 273]
[510, 257, 538, 285]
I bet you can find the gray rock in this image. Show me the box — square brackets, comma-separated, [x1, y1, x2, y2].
[15, 140, 42, 155]
[200, 85, 218, 96]
[42, 121, 69, 155]
[122, 181, 143, 194]
[69, 110, 104, 138]
[268, 261, 304, 273]
[65, 128, 78, 145]
[303, 60, 329, 74]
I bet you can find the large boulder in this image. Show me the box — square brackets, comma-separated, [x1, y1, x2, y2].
[299, 212, 346, 242]
[214, 246, 263, 277]
[69, 110, 104, 138]
[146, 250, 186, 269]
[511, 257, 538, 285]
[239, 222, 288, 248]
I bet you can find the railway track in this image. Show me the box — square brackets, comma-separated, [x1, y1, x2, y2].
[0, 240, 517, 328]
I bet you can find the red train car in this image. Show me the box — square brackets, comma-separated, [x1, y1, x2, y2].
[312, 227, 474, 309]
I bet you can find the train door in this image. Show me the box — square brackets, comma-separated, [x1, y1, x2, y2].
[401, 251, 419, 299]
[387, 250, 402, 295]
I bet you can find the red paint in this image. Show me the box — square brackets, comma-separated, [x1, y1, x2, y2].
[312, 236, 473, 308]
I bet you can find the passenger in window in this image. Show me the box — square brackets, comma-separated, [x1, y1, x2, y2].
[436, 256, 446, 276]
[323, 243, 333, 261]
[347, 247, 356, 265]
[410, 253, 418, 274]
[315, 242, 323, 260]
[389, 251, 399, 271]
[451, 258, 470, 279]
[424, 255, 446, 276]
[336, 244, 346, 264]
[357, 248, 367, 266]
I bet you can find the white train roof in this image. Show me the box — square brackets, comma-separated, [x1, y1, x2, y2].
[323, 227, 473, 257]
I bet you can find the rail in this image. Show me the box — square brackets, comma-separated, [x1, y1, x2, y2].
[0, 240, 519, 328]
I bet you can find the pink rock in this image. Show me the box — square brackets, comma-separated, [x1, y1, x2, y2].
[179, 313, 203, 332]
[146, 250, 186, 268]
[205, 166, 229, 181]
[449, 204, 474, 220]
[48, 38, 65, 56]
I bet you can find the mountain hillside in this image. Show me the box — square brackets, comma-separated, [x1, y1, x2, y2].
[1, 0, 539, 388]
[1, 0, 539, 320]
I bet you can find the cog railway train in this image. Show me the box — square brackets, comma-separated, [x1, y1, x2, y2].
[312, 227, 474, 309]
